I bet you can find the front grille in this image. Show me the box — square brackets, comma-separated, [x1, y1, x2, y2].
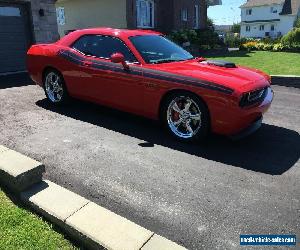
[239, 87, 268, 107]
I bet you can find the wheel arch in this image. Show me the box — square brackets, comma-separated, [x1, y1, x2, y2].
[42, 66, 70, 93]
[42, 66, 62, 82]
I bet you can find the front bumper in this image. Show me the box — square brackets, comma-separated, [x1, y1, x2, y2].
[230, 87, 274, 139]
[230, 116, 262, 140]
[211, 87, 274, 137]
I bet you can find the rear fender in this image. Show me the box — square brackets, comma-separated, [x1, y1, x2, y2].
[27, 44, 64, 86]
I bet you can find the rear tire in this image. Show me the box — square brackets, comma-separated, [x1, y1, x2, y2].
[43, 69, 69, 105]
[161, 91, 209, 142]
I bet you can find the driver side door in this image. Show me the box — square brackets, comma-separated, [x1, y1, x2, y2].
[71, 35, 145, 115]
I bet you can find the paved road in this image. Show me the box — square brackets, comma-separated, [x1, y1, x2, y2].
[0, 76, 299, 249]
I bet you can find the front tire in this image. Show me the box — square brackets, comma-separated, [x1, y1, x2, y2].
[43, 70, 69, 105]
[161, 92, 209, 142]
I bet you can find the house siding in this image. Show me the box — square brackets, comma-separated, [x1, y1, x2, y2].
[126, 0, 173, 32]
[56, 0, 127, 37]
[0, 0, 58, 73]
[173, 0, 207, 30]
[56, 0, 209, 36]
[4, 0, 59, 43]
[127, 0, 207, 33]
[157, 0, 174, 32]
[240, 2, 298, 38]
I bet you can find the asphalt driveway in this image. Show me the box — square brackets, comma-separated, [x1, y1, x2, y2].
[0, 75, 299, 249]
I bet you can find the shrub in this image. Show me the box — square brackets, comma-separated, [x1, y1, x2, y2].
[263, 43, 273, 51]
[273, 43, 284, 51]
[168, 29, 221, 49]
[241, 41, 300, 52]
[168, 29, 190, 45]
[294, 17, 300, 28]
[225, 35, 244, 48]
[195, 29, 221, 48]
[240, 41, 259, 51]
[207, 18, 215, 31]
[282, 43, 300, 52]
[231, 23, 241, 33]
[256, 42, 265, 50]
[281, 28, 300, 45]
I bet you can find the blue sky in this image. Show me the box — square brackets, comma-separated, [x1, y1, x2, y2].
[208, 0, 246, 25]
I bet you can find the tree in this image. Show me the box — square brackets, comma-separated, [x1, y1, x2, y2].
[207, 17, 215, 31]
[294, 17, 300, 28]
[231, 23, 241, 33]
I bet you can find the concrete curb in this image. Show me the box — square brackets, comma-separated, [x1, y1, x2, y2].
[0, 145, 187, 250]
[271, 75, 300, 87]
[0, 145, 45, 192]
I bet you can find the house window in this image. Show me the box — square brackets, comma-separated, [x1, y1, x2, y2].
[271, 25, 275, 31]
[0, 6, 21, 16]
[194, 5, 199, 28]
[136, 0, 154, 28]
[181, 8, 188, 21]
[246, 25, 251, 32]
[270, 7, 277, 13]
[56, 7, 65, 25]
[246, 9, 252, 15]
[259, 25, 264, 31]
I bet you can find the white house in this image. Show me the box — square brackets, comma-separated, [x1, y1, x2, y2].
[240, 0, 300, 38]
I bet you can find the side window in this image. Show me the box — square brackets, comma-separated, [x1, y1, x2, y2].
[72, 35, 137, 63]
[72, 36, 90, 55]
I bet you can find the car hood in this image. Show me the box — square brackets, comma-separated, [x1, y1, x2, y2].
[145, 59, 270, 93]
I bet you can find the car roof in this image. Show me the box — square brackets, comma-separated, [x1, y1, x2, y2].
[57, 27, 162, 46]
[80, 27, 162, 37]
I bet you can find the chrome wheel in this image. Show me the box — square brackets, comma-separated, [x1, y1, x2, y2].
[167, 96, 202, 139]
[45, 72, 64, 103]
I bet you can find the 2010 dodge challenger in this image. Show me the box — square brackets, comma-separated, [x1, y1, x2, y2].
[27, 28, 273, 142]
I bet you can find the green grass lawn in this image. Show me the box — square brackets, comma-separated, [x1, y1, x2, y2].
[204, 51, 300, 76]
[0, 189, 76, 250]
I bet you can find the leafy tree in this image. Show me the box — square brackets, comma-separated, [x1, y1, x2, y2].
[281, 28, 300, 45]
[231, 23, 241, 33]
[207, 18, 215, 31]
[294, 17, 300, 28]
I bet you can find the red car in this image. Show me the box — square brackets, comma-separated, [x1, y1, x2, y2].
[27, 28, 273, 142]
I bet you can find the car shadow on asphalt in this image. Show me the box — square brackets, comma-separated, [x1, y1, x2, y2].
[0, 73, 33, 89]
[36, 99, 300, 175]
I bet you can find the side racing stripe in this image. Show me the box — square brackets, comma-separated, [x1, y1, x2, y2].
[58, 50, 234, 95]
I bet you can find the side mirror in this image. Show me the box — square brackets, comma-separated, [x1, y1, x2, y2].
[110, 53, 129, 70]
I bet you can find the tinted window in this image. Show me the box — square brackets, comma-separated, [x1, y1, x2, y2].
[129, 35, 193, 64]
[72, 35, 137, 63]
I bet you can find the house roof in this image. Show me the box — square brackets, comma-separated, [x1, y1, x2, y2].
[240, 0, 300, 15]
[281, 0, 300, 15]
[240, 0, 285, 8]
[208, 0, 223, 6]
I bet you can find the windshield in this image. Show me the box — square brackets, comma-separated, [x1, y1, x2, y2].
[129, 35, 194, 64]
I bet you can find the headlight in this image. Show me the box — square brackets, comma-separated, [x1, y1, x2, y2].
[239, 87, 268, 107]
